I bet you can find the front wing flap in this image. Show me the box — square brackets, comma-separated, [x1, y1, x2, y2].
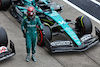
[0, 40, 15, 61]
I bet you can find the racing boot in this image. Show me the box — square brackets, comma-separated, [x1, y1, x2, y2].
[26, 53, 30, 62]
[32, 54, 36, 62]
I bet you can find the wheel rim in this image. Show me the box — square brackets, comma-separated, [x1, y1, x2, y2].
[37, 26, 43, 45]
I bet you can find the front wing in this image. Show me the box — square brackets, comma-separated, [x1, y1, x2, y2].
[0, 40, 15, 61]
[44, 27, 100, 53]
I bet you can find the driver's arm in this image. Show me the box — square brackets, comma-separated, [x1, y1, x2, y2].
[21, 16, 27, 37]
[21, 16, 26, 31]
[36, 16, 43, 30]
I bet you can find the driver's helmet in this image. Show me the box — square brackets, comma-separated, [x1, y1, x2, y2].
[27, 7, 36, 19]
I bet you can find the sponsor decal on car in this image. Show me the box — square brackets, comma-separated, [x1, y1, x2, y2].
[51, 41, 73, 46]
[0, 46, 8, 53]
[59, 20, 66, 25]
[81, 34, 92, 43]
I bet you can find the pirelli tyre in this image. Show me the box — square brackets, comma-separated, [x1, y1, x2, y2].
[75, 16, 92, 36]
[37, 24, 52, 46]
[0, 0, 11, 10]
[0, 27, 8, 47]
[37, 26, 44, 46]
[43, 23, 52, 41]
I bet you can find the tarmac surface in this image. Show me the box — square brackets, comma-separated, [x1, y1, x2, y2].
[0, 0, 100, 67]
[67, 0, 100, 20]
[97, 0, 100, 2]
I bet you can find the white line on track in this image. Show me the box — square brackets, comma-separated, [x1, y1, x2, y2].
[91, 0, 100, 6]
[63, 0, 100, 24]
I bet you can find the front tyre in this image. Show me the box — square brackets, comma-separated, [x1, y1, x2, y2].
[0, 27, 8, 47]
[75, 16, 92, 36]
[0, 0, 11, 10]
[37, 27, 44, 46]
[37, 24, 52, 46]
[43, 24, 52, 41]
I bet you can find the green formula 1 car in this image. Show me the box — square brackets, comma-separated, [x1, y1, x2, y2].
[0, 0, 100, 53]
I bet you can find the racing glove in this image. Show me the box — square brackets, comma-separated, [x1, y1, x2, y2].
[22, 30, 26, 38]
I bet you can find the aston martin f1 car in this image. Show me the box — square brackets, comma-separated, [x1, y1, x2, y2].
[0, 0, 100, 53]
[0, 27, 15, 61]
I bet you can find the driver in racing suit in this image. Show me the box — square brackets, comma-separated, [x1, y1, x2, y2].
[21, 6, 43, 62]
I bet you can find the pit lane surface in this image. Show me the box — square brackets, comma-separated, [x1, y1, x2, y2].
[97, 0, 100, 2]
[65, 0, 100, 20]
[0, 0, 100, 67]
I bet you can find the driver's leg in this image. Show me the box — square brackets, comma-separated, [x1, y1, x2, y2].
[26, 33, 32, 62]
[32, 31, 37, 62]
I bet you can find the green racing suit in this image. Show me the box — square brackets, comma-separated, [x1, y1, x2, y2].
[21, 15, 43, 54]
